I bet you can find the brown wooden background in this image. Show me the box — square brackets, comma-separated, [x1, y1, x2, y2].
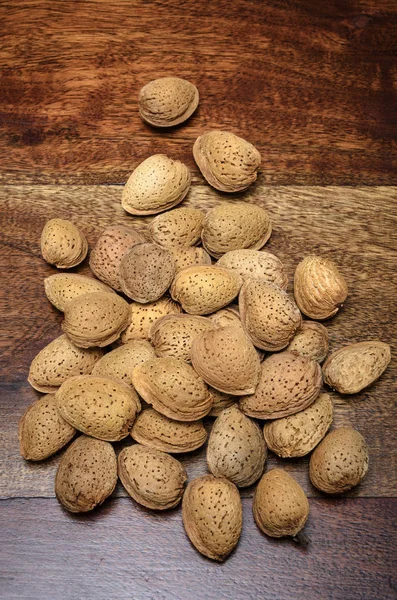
[0, 1, 396, 599]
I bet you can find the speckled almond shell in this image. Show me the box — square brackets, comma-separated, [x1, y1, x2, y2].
[121, 297, 182, 342]
[193, 130, 261, 193]
[149, 207, 204, 248]
[139, 77, 199, 127]
[202, 203, 271, 258]
[121, 154, 191, 216]
[28, 334, 103, 393]
[286, 321, 329, 363]
[322, 341, 391, 394]
[294, 255, 348, 320]
[170, 265, 242, 315]
[182, 474, 243, 562]
[55, 435, 117, 513]
[118, 444, 187, 509]
[91, 340, 156, 385]
[217, 250, 287, 288]
[55, 375, 140, 441]
[170, 246, 212, 273]
[62, 291, 130, 348]
[89, 225, 146, 291]
[131, 408, 207, 453]
[44, 273, 115, 312]
[119, 243, 175, 303]
[239, 351, 322, 419]
[150, 314, 216, 362]
[208, 387, 238, 417]
[190, 325, 261, 396]
[19, 394, 76, 461]
[208, 305, 242, 329]
[132, 357, 212, 421]
[263, 392, 333, 458]
[309, 427, 369, 494]
[207, 405, 267, 487]
[40, 218, 88, 268]
[253, 469, 309, 538]
[239, 279, 302, 351]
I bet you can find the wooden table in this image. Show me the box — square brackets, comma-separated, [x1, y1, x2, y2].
[1, 1, 396, 598]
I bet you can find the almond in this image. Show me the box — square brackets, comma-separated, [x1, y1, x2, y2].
[121, 296, 182, 342]
[55, 435, 117, 513]
[208, 305, 242, 329]
[19, 394, 76, 461]
[149, 207, 204, 248]
[239, 351, 322, 419]
[286, 321, 329, 363]
[182, 474, 243, 561]
[170, 265, 242, 315]
[207, 405, 267, 487]
[122, 154, 191, 215]
[263, 392, 333, 458]
[55, 375, 140, 441]
[294, 255, 348, 320]
[91, 340, 156, 385]
[62, 291, 130, 348]
[193, 130, 261, 192]
[139, 77, 199, 127]
[322, 341, 391, 394]
[131, 408, 207, 453]
[170, 246, 212, 273]
[309, 426, 369, 494]
[44, 273, 115, 312]
[119, 243, 175, 303]
[191, 325, 261, 395]
[217, 249, 287, 288]
[202, 203, 271, 258]
[40, 218, 88, 268]
[118, 444, 187, 509]
[208, 387, 238, 417]
[150, 314, 216, 362]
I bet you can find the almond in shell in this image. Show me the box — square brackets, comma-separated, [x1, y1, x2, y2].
[120, 243, 175, 303]
[139, 77, 199, 127]
[91, 340, 156, 385]
[40, 218, 88, 268]
[208, 387, 238, 417]
[170, 246, 212, 273]
[286, 321, 329, 363]
[150, 314, 216, 362]
[44, 273, 115, 312]
[208, 305, 242, 330]
[150, 207, 204, 248]
[217, 249, 287, 288]
[121, 296, 182, 342]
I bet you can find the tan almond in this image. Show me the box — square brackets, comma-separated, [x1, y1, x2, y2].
[239, 351, 322, 419]
[44, 273, 115, 312]
[217, 249, 287, 288]
[150, 207, 204, 248]
[286, 321, 329, 363]
[91, 341, 156, 385]
[19, 394, 76, 461]
[122, 154, 191, 216]
[263, 392, 333, 458]
[208, 387, 238, 417]
[182, 474, 243, 561]
[118, 444, 187, 509]
[150, 314, 216, 362]
[121, 296, 182, 342]
[193, 130, 261, 192]
[170, 246, 212, 273]
[40, 218, 88, 268]
[139, 77, 199, 127]
[208, 305, 242, 329]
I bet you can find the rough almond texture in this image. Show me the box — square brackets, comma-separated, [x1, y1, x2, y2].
[40, 218, 88, 268]
[55, 375, 140, 441]
[150, 314, 216, 362]
[239, 279, 302, 351]
[208, 387, 238, 417]
[239, 351, 322, 419]
[286, 321, 329, 363]
[55, 435, 117, 513]
[150, 207, 204, 248]
[170, 246, 212, 273]
[202, 203, 272, 258]
[193, 130, 261, 192]
[28, 334, 103, 393]
[139, 77, 199, 127]
[253, 469, 309, 538]
[120, 243, 175, 303]
[62, 291, 130, 348]
[294, 255, 348, 320]
[263, 392, 333, 458]
[122, 154, 191, 215]
[132, 357, 212, 421]
[182, 474, 243, 561]
[19, 394, 76, 461]
[89, 225, 146, 291]
[91, 340, 156, 384]
[191, 325, 261, 395]
[207, 405, 267, 487]
[170, 265, 242, 315]
[217, 250, 287, 288]
[44, 273, 115, 312]
[121, 297, 182, 342]
[118, 444, 187, 509]
[208, 305, 242, 329]
[131, 408, 207, 453]
[310, 427, 369, 494]
[322, 341, 391, 394]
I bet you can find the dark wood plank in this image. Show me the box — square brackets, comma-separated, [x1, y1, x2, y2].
[0, 0, 396, 185]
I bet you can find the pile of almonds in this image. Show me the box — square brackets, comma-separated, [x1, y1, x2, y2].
[19, 77, 391, 562]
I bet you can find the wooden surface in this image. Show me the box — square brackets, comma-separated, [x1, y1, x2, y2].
[0, 1, 396, 599]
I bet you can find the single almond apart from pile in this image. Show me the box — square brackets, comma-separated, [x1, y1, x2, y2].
[139, 77, 199, 127]
[40, 218, 88, 269]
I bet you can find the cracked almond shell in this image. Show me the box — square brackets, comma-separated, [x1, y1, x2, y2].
[286, 321, 329, 363]
[139, 77, 199, 127]
[150, 207, 204, 248]
[91, 340, 156, 385]
[121, 297, 182, 342]
[40, 218, 88, 268]
[217, 249, 287, 288]
[44, 273, 115, 312]
[170, 246, 212, 272]
[150, 314, 216, 362]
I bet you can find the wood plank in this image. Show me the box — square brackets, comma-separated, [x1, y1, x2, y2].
[0, 0, 396, 185]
